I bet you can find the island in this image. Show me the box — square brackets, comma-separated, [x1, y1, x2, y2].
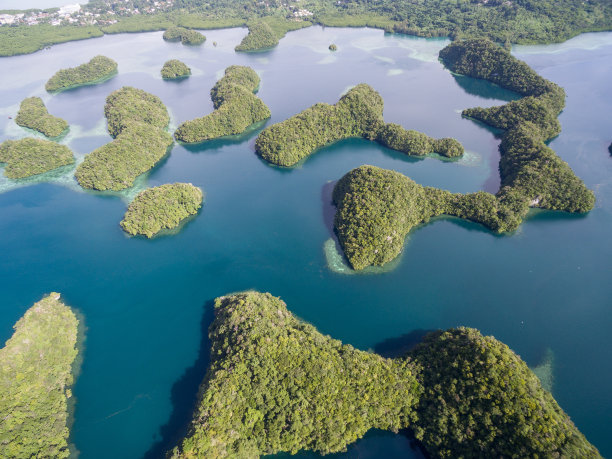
[170, 291, 599, 458]
[0, 138, 74, 179]
[120, 183, 203, 238]
[162, 26, 205, 45]
[329, 43, 337, 51]
[15, 97, 69, 138]
[235, 18, 311, 52]
[45, 55, 117, 93]
[161, 59, 191, 80]
[255, 84, 463, 167]
[75, 86, 173, 191]
[329, 39, 595, 270]
[0, 293, 80, 459]
[174, 66, 271, 143]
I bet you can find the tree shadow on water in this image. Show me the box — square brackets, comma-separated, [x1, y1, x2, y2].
[374, 329, 435, 359]
[143, 301, 215, 459]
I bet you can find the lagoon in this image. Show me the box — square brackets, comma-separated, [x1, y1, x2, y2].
[0, 26, 611, 458]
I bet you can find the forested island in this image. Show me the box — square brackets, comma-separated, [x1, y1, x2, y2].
[255, 84, 463, 167]
[161, 59, 191, 80]
[75, 86, 173, 191]
[170, 291, 599, 458]
[0, 293, 80, 458]
[15, 97, 68, 138]
[174, 66, 270, 143]
[120, 183, 203, 238]
[45, 55, 117, 93]
[162, 26, 205, 45]
[0, 138, 74, 179]
[235, 18, 310, 52]
[1, 0, 612, 57]
[331, 39, 594, 270]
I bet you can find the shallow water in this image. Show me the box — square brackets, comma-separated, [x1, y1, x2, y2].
[0, 26, 611, 458]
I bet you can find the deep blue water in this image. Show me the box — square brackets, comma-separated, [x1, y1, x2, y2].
[0, 26, 611, 458]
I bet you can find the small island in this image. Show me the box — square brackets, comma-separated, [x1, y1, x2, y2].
[161, 59, 191, 80]
[75, 86, 172, 191]
[255, 84, 463, 167]
[120, 183, 203, 238]
[0, 293, 80, 458]
[174, 66, 271, 143]
[15, 97, 69, 138]
[329, 43, 337, 51]
[163, 27, 205, 45]
[45, 55, 117, 93]
[0, 138, 74, 179]
[170, 291, 599, 458]
[235, 18, 311, 52]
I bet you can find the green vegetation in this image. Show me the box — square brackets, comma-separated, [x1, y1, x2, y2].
[15, 97, 68, 138]
[174, 66, 271, 143]
[235, 17, 311, 52]
[410, 327, 601, 458]
[75, 86, 173, 191]
[45, 55, 117, 93]
[329, 43, 337, 51]
[163, 26, 205, 45]
[171, 291, 599, 458]
[161, 59, 191, 79]
[120, 183, 203, 238]
[255, 84, 463, 167]
[171, 291, 421, 458]
[0, 138, 74, 179]
[0, 293, 80, 459]
[0, 25, 103, 57]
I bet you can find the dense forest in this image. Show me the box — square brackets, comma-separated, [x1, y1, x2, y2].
[161, 59, 191, 79]
[45, 55, 117, 92]
[174, 66, 270, 143]
[0, 138, 74, 179]
[15, 97, 69, 138]
[120, 183, 203, 237]
[0, 294, 80, 459]
[162, 26, 205, 45]
[171, 291, 600, 458]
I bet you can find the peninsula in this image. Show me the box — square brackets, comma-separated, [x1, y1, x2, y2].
[45, 55, 117, 93]
[120, 183, 203, 238]
[163, 26, 205, 45]
[255, 84, 463, 167]
[0, 293, 80, 459]
[161, 59, 191, 80]
[75, 86, 173, 191]
[170, 291, 599, 458]
[174, 66, 270, 143]
[15, 97, 69, 138]
[235, 18, 310, 52]
[0, 138, 74, 179]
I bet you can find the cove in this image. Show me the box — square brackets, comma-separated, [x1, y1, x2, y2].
[0, 26, 611, 458]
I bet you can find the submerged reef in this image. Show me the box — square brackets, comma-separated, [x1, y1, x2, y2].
[0, 293, 80, 458]
[0, 138, 74, 179]
[15, 97, 68, 138]
[174, 66, 271, 143]
[120, 183, 203, 238]
[171, 291, 599, 458]
[163, 27, 205, 45]
[255, 84, 464, 167]
[45, 55, 117, 92]
[161, 59, 191, 79]
[75, 86, 172, 191]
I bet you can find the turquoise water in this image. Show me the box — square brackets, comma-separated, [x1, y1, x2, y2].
[0, 26, 611, 458]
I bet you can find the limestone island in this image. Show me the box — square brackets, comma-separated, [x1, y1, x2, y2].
[45, 55, 117, 93]
[0, 138, 74, 179]
[161, 59, 191, 80]
[15, 97, 69, 138]
[255, 83, 463, 167]
[174, 66, 271, 143]
[329, 43, 338, 51]
[235, 18, 310, 52]
[330, 39, 595, 270]
[75, 86, 173, 191]
[170, 291, 599, 458]
[120, 183, 203, 238]
[163, 27, 205, 45]
[0, 293, 81, 459]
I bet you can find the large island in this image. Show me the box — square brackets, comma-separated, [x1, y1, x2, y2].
[45, 55, 117, 93]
